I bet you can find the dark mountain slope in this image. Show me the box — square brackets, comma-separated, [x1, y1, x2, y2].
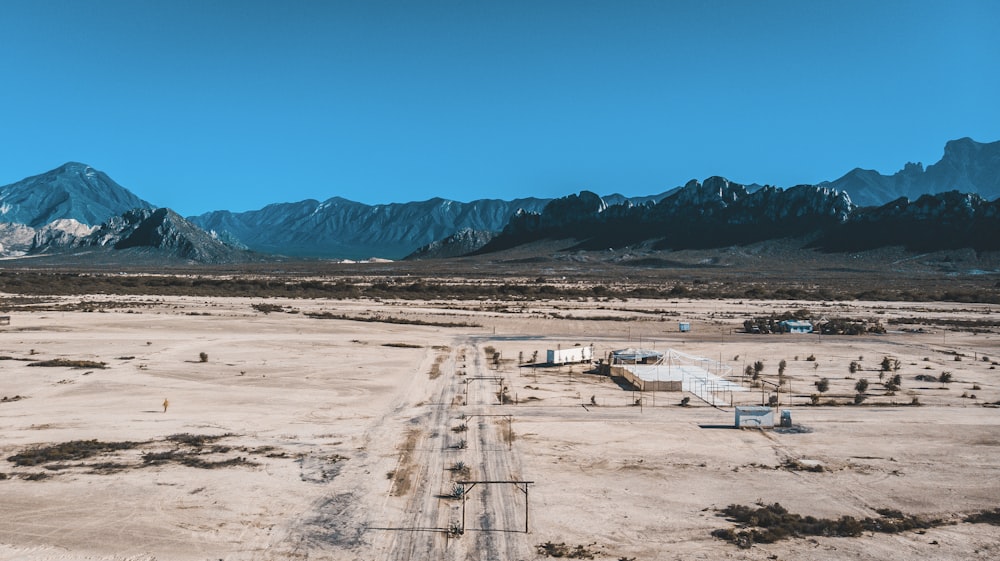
[188, 196, 551, 259]
[30, 208, 252, 264]
[476, 179, 1000, 256]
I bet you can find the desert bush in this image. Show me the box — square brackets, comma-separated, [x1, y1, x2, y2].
[815, 378, 830, 393]
[251, 303, 284, 314]
[8, 440, 142, 466]
[166, 433, 231, 447]
[712, 503, 945, 549]
[855, 378, 869, 394]
[199, 352, 208, 362]
[449, 461, 471, 478]
[849, 361, 859, 374]
[965, 508, 1000, 525]
[881, 356, 901, 372]
[178, 456, 257, 469]
[536, 541, 598, 558]
[806, 354, 816, 362]
[853, 393, 867, 405]
[28, 359, 107, 369]
[939, 371, 953, 383]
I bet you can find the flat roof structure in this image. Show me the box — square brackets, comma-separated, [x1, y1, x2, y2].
[611, 349, 745, 406]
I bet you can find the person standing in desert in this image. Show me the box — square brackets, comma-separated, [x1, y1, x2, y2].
[163, 398, 169, 413]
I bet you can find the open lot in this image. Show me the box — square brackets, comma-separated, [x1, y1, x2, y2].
[1, 293, 998, 560]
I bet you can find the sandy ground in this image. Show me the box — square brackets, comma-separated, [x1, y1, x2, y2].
[0, 295, 998, 560]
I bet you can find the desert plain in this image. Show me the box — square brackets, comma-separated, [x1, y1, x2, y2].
[1, 287, 999, 561]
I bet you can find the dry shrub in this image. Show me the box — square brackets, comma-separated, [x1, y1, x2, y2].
[712, 503, 946, 548]
[28, 359, 107, 369]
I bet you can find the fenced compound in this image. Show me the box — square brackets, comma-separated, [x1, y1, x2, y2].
[611, 348, 743, 406]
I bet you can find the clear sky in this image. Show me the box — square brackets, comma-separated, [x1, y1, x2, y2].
[1, 0, 997, 216]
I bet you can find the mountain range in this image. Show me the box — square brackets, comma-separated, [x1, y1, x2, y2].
[0, 138, 997, 263]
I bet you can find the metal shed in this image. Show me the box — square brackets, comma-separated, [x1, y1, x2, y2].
[779, 320, 813, 333]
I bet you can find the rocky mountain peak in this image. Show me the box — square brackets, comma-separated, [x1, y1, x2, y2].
[0, 162, 153, 227]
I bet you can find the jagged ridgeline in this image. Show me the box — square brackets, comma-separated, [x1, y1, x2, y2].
[0, 138, 998, 261]
[475, 180, 1000, 254]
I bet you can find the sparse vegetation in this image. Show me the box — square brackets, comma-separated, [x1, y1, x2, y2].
[965, 508, 1000, 525]
[536, 541, 598, 559]
[5, 433, 271, 476]
[199, 352, 208, 362]
[251, 302, 285, 314]
[711, 502, 947, 549]
[2, 270, 997, 304]
[7, 440, 143, 466]
[307, 311, 479, 328]
[28, 359, 107, 369]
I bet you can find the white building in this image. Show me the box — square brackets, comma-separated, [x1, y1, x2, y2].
[546, 345, 593, 365]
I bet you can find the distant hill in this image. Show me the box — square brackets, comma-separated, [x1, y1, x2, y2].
[187, 196, 552, 260]
[820, 138, 1000, 207]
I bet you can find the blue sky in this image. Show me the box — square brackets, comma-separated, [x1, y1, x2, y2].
[1, 0, 997, 216]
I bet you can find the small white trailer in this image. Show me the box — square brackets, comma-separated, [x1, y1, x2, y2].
[546, 345, 593, 365]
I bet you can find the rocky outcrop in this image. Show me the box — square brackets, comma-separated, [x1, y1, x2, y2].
[25, 208, 252, 263]
[476, 179, 998, 254]
[811, 191, 1000, 252]
[480, 178, 856, 253]
[405, 228, 497, 259]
